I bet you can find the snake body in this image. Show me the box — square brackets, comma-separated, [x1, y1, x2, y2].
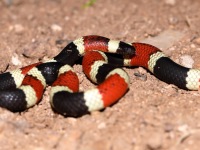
[0, 35, 199, 117]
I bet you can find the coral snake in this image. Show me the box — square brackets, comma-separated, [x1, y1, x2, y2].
[0, 35, 199, 117]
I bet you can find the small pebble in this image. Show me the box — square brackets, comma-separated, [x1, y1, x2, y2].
[51, 24, 62, 32]
[164, 0, 176, 5]
[8, 24, 25, 34]
[168, 16, 179, 25]
[4, 0, 13, 6]
[177, 124, 188, 132]
[190, 44, 196, 48]
[134, 68, 147, 81]
[146, 133, 162, 150]
[98, 122, 106, 129]
[11, 53, 22, 66]
[134, 72, 147, 81]
[14, 24, 25, 34]
[194, 37, 200, 45]
[164, 123, 174, 132]
[64, 16, 70, 21]
[180, 55, 194, 68]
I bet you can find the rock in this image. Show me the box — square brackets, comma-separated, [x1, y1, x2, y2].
[141, 30, 184, 54]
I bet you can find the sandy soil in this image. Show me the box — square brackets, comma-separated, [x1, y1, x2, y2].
[0, 0, 200, 150]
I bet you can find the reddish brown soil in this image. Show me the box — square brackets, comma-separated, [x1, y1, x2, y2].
[0, 0, 200, 150]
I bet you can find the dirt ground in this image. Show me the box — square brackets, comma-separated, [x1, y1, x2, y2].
[0, 0, 200, 149]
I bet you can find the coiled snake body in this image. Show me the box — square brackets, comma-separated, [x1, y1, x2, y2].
[0, 35, 199, 117]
